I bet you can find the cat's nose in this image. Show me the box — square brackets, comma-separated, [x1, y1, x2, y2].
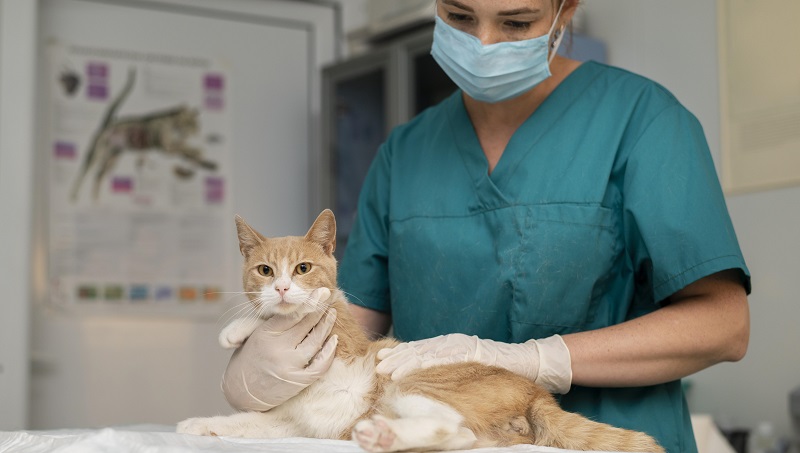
[274, 277, 291, 297]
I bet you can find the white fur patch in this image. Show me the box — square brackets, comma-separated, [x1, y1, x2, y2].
[390, 394, 465, 425]
[271, 356, 377, 438]
[353, 397, 475, 452]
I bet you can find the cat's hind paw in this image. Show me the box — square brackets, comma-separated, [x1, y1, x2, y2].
[352, 416, 398, 452]
[177, 417, 222, 437]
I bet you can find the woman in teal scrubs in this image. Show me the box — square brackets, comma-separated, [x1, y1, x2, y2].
[222, 1, 750, 452]
[337, 1, 750, 452]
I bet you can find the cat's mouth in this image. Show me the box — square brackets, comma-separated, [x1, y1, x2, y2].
[256, 290, 317, 318]
[273, 299, 303, 316]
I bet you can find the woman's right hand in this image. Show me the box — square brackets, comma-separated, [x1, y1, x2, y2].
[221, 289, 338, 411]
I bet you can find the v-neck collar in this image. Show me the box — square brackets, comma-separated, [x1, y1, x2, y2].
[446, 61, 600, 207]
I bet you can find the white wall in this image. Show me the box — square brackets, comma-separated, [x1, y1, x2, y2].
[339, 0, 368, 43]
[0, 0, 37, 431]
[2, 0, 338, 430]
[339, 0, 800, 441]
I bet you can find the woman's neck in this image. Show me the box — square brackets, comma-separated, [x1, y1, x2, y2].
[463, 57, 582, 174]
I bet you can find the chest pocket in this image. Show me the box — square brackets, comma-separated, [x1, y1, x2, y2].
[510, 203, 621, 339]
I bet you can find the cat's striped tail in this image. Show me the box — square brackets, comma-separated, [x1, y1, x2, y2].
[526, 394, 665, 453]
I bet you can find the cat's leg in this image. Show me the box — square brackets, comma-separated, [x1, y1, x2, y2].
[352, 394, 477, 452]
[219, 317, 263, 349]
[353, 415, 476, 452]
[91, 146, 122, 199]
[177, 410, 299, 438]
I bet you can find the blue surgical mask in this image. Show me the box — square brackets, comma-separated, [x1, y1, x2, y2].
[431, 3, 567, 103]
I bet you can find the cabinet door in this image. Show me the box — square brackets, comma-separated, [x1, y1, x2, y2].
[320, 29, 457, 256]
[407, 39, 456, 116]
[322, 52, 391, 257]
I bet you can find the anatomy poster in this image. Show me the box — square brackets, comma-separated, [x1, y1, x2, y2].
[46, 41, 233, 314]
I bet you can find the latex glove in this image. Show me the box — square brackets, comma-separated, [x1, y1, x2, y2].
[221, 289, 338, 412]
[376, 333, 572, 394]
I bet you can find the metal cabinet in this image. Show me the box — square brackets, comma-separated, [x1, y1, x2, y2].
[320, 26, 456, 256]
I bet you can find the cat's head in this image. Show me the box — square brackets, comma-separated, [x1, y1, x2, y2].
[235, 209, 338, 319]
[175, 106, 200, 135]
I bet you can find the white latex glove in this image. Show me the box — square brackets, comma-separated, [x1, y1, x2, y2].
[376, 333, 572, 394]
[221, 289, 338, 412]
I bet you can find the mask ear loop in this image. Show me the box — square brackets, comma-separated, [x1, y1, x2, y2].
[547, 1, 568, 63]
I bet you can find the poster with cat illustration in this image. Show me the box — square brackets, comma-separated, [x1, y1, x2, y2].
[45, 40, 234, 316]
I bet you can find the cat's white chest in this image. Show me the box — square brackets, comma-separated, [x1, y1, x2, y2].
[277, 355, 376, 438]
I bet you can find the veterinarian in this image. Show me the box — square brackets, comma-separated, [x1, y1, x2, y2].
[222, 1, 751, 452]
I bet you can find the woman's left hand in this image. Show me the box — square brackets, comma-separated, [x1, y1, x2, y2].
[375, 333, 572, 393]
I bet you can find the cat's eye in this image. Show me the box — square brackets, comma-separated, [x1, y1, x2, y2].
[295, 263, 311, 275]
[257, 265, 273, 277]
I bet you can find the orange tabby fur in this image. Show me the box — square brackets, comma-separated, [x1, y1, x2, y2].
[199, 210, 664, 452]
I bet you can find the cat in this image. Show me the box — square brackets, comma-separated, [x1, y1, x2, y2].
[176, 209, 664, 453]
[70, 68, 217, 201]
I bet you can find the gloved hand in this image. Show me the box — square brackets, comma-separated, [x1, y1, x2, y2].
[376, 333, 572, 394]
[221, 289, 338, 412]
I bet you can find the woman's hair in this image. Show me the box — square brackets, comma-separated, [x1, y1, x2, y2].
[434, 0, 580, 8]
[554, 0, 581, 11]
[432, 0, 581, 26]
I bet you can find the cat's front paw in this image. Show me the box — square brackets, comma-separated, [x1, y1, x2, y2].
[177, 417, 224, 437]
[219, 330, 245, 349]
[218, 318, 259, 349]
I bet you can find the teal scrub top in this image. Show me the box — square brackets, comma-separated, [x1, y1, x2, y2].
[339, 61, 751, 453]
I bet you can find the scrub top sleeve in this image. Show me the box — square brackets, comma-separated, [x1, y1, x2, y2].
[622, 105, 751, 304]
[338, 142, 393, 313]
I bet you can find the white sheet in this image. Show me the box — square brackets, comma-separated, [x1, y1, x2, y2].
[691, 414, 736, 453]
[0, 425, 583, 453]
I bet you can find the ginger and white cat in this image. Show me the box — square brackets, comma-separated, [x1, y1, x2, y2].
[177, 210, 663, 453]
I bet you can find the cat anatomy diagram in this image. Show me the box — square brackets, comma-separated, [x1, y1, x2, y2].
[46, 42, 232, 312]
[70, 68, 219, 202]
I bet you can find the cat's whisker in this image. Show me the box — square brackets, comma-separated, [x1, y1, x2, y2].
[299, 296, 329, 314]
[318, 290, 363, 328]
[239, 300, 266, 324]
[216, 291, 256, 317]
[218, 308, 252, 329]
[298, 297, 351, 331]
[242, 310, 264, 332]
[219, 300, 258, 326]
[219, 298, 253, 317]
[246, 295, 278, 323]
[340, 291, 367, 307]
[219, 293, 272, 328]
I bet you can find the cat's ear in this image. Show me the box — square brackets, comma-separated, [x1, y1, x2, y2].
[305, 209, 336, 255]
[235, 215, 264, 256]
